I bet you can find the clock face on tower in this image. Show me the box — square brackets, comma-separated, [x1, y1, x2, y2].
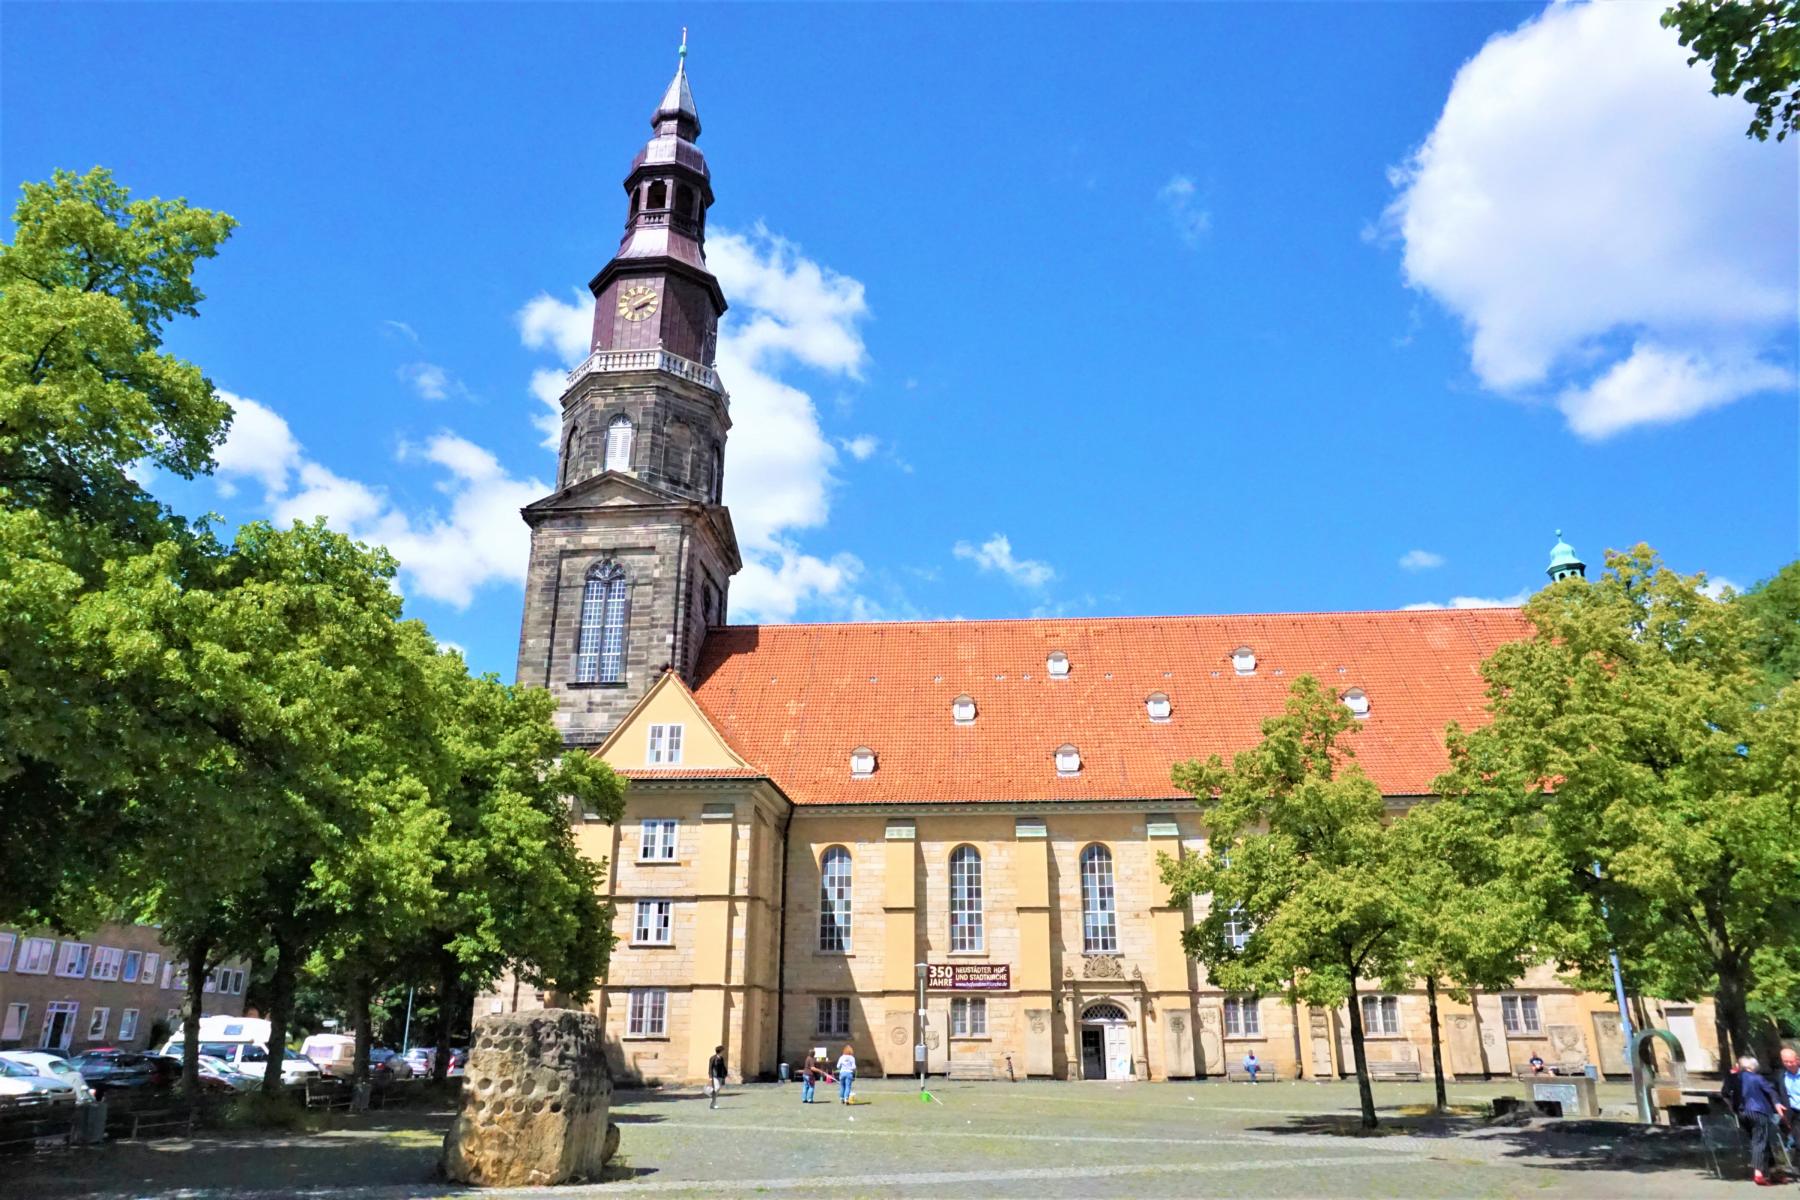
[618, 284, 659, 322]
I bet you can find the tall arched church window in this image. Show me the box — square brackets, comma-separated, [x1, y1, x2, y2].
[949, 845, 984, 952]
[819, 847, 852, 952]
[604, 415, 634, 472]
[574, 561, 629, 684]
[1080, 844, 1118, 953]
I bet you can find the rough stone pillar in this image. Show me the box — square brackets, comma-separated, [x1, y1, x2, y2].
[443, 1010, 616, 1187]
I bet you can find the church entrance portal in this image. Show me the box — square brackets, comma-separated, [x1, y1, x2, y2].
[1080, 1002, 1133, 1080]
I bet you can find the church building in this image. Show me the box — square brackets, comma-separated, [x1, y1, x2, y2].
[493, 50, 1720, 1086]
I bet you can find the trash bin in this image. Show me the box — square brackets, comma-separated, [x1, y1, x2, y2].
[778, 1062, 790, 1082]
[77, 1100, 107, 1144]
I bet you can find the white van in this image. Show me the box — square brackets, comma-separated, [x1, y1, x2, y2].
[299, 1033, 356, 1077]
[162, 1016, 320, 1087]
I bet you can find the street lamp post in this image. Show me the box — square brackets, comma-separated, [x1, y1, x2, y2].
[915, 962, 928, 1095]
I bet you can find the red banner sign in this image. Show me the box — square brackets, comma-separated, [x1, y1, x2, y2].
[926, 963, 1010, 991]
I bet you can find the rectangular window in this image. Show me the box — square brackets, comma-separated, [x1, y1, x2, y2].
[951, 996, 988, 1037]
[122, 950, 143, 983]
[627, 988, 667, 1037]
[818, 849, 852, 952]
[816, 997, 851, 1036]
[55, 942, 92, 978]
[0, 932, 14, 971]
[1222, 905, 1251, 952]
[204, 969, 218, 993]
[633, 899, 673, 945]
[1224, 995, 1261, 1037]
[2, 1003, 26, 1042]
[86, 1007, 110, 1040]
[1500, 994, 1541, 1035]
[639, 819, 678, 861]
[119, 1009, 140, 1041]
[161, 962, 175, 990]
[231, 968, 246, 994]
[141, 953, 159, 986]
[42, 1001, 78, 1050]
[1359, 994, 1402, 1035]
[91, 946, 124, 981]
[647, 723, 684, 765]
[17, 937, 54, 975]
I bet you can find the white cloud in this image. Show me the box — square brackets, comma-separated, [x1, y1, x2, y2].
[212, 391, 302, 500]
[214, 391, 545, 611]
[380, 319, 420, 345]
[1158, 175, 1211, 247]
[953, 534, 1056, 589]
[1399, 549, 1447, 572]
[1384, 1, 1797, 437]
[839, 435, 879, 461]
[1402, 590, 1530, 611]
[1699, 575, 1742, 600]
[511, 227, 877, 622]
[398, 362, 461, 402]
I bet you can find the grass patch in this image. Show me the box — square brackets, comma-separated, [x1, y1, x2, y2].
[219, 1091, 320, 1131]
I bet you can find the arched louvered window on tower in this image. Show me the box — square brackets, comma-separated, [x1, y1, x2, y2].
[1080, 844, 1119, 953]
[949, 845, 984, 952]
[561, 426, 582, 488]
[819, 847, 852, 952]
[604, 416, 634, 472]
[574, 561, 629, 684]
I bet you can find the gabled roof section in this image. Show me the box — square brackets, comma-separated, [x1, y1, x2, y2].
[523, 470, 677, 516]
[687, 607, 1531, 806]
[595, 668, 756, 775]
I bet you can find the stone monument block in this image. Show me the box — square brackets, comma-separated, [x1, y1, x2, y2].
[443, 1009, 616, 1187]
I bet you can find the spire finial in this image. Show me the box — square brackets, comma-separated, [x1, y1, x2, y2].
[679, 27, 688, 65]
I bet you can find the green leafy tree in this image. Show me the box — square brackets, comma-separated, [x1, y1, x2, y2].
[1437, 547, 1800, 1064]
[1735, 561, 1800, 691]
[1162, 676, 1406, 1129]
[0, 168, 235, 927]
[1662, 1, 1800, 141]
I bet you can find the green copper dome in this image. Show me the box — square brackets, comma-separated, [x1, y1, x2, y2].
[1546, 529, 1585, 581]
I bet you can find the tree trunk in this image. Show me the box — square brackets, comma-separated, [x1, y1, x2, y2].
[261, 934, 298, 1095]
[1345, 970, 1378, 1129]
[432, 956, 457, 1084]
[181, 938, 212, 1102]
[350, 974, 373, 1111]
[1715, 958, 1754, 1066]
[1425, 974, 1448, 1112]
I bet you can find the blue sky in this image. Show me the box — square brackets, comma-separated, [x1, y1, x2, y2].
[6, 2, 1795, 679]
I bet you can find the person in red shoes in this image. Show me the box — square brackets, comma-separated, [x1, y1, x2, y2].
[1735, 1055, 1788, 1186]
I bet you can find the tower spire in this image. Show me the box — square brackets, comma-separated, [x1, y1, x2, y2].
[1546, 529, 1586, 582]
[654, 27, 699, 137]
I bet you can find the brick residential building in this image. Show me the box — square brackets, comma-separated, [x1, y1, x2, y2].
[0, 923, 250, 1053]
[485, 49, 1720, 1086]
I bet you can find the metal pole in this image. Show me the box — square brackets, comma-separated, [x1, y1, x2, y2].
[400, 986, 416, 1054]
[916, 962, 928, 1094]
[1594, 863, 1635, 1066]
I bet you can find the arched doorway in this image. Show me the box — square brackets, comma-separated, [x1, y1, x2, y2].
[1080, 1002, 1133, 1081]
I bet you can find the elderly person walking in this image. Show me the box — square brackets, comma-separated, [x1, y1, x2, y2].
[835, 1044, 857, 1104]
[1734, 1055, 1787, 1186]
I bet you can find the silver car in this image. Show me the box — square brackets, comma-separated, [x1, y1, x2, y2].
[0, 1055, 80, 1108]
[0, 1051, 93, 1103]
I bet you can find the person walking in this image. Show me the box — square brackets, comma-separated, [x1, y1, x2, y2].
[1780, 1047, 1800, 1154]
[706, 1045, 728, 1110]
[1734, 1055, 1786, 1186]
[800, 1049, 819, 1104]
[835, 1044, 857, 1104]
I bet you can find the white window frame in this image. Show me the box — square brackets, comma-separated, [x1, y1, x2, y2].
[1222, 904, 1251, 951]
[17, 937, 53, 974]
[42, 1001, 78, 1051]
[952, 695, 976, 724]
[230, 968, 245, 994]
[141, 953, 159, 986]
[0, 932, 14, 971]
[121, 950, 143, 983]
[1146, 692, 1172, 722]
[647, 723, 684, 766]
[91, 946, 124, 982]
[849, 746, 876, 778]
[951, 996, 988, 1037]
[119, 1009, 140, 1041]
[1500, 993, 1541, 1035]
[948, 845, 984, 952]
[85, 1007, 110, 1041]
[161, 962, 175, 990]
[626, 988, 667, 1037]
[2, 1002, 27, 1043]
[1055, 744, 1081, 776]
[1080, 844, 1119, 953]
[818, 847, 852, 952]
[1224, 995, 1261, 1037]
[639, 819, 679, 862]
[604, 414, 634, 472]
[55, 941, 91, 979]
[816, 996, 850, 1037]
[574, 562, 629, 685]
[204, 969, 218, 993]
[1359, 994, 1402, 1036]
[633, 899, 673, 945]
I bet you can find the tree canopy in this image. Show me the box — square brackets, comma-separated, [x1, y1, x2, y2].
[1663, 1, 1800, 141]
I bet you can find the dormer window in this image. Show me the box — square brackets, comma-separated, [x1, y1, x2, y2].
[952, 695, 977, 724]
[1146, 692, 1172, 722]
[850, 747, 876, 778]
[1231, 646, 1257, 676]
[1055, 743, 1081, 776]
[1046, 651, 1070, 678]
[1342, 688, 1371, 719]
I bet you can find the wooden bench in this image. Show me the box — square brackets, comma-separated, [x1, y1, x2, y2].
[1366, 1058, 1422, 1082]
[304, 1081, 353, 1111]
[1225, 1066, 1281, 1083]
[946, 1060, 997, 1082]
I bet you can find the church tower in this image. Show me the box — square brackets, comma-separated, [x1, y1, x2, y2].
[516, 38, 741, 746]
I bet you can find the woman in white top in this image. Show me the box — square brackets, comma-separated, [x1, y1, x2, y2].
[835, 1044, 857, 1104]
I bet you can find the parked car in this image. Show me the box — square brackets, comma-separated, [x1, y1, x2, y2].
[0, 1051, 93, 1103]
[403, 1046, 433, 1075]
[162, 1039, 321, 1087]
[67, 1050, 180, 1099]
[0, 1056, 81, 1108]
[197, 1054, 260, 1092]
[367, 1047, 414, 1083]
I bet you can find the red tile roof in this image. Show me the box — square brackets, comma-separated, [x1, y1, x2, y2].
[618, 767, 766, 781]
[688, 608, 1530, 806]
